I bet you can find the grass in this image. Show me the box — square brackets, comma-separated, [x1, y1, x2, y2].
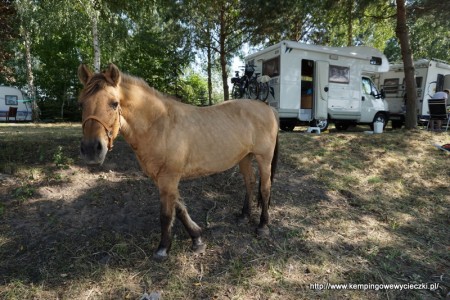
[0, 122, 449, 299]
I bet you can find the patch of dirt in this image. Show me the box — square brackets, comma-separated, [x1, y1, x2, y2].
[1, 136, 447, 299]
[0, 140, 315, 276]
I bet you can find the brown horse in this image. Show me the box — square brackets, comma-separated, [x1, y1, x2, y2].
[78, 63, 279, 261]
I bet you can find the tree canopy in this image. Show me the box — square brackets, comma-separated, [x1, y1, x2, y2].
[0, 0, 448, 121]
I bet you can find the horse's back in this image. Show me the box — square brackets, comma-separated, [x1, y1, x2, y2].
[204, 100, 278, 129]
[165, 100, 278, 178]
[196, 100, 278, 143]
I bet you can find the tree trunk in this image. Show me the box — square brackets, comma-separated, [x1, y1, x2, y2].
[16, 0, 39, 121]
[219, 6, 229, 101]
[220, 50, 229, 101]
[347, 0, 353, 46]
[23, 29, 39, 121]
[396, 0, 417, 129]
[91, 8, 100, 72]
[207, 27, 213, 106]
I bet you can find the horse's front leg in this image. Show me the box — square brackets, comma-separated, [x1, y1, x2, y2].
[153, 176, 180, 261]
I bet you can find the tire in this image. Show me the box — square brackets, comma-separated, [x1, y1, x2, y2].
[311, 119, 328, 131]
[258, 82, 269, 101]
[247, 80, 258, 99]
[370, 113, 387, 130]
[391, 120, 403, 129]
[231, 84, 241, 99]
[280, 121, 296, 132]
[335, 122, 349, 131]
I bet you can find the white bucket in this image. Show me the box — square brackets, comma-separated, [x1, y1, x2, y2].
[373, 121, 383, 134]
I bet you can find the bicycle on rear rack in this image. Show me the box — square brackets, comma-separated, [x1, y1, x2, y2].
[254, 73, 270, 101]
[230, 64, 270, 101]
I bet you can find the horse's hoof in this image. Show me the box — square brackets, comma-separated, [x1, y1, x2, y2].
[237, 215, 250, 225]
[153, 249, 168, 262]
[256, 226, 270, 237]
[192, 243, 206, 255]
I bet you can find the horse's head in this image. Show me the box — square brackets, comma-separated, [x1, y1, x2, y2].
[78, 63, 122, 165]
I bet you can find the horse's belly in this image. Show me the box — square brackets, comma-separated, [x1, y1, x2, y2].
[182, 151, 247, 179]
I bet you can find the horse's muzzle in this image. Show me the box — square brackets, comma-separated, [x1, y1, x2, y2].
[80, 138, 108, 165]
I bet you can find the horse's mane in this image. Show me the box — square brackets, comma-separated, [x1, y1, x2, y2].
[80, 71, 163, 102]
[120, 73, 184, 104]
[121, 73, 156, 95]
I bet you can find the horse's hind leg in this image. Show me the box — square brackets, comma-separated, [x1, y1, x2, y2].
[238, 154, 256, 223]
[176, 201, 206, 254]
[255, 155, 272, 236]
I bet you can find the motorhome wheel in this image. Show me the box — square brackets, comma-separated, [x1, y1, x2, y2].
[335, 122, 350, 131]
[312, 119, 328, 131]
[280, 121, 296, 132]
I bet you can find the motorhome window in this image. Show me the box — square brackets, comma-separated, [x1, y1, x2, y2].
[329, 65, 349, 84]
[263, 56, 280, 77]
[370, 56, 382, 65]
[383, 78, 400, 94]
[5, 95, 18, 106]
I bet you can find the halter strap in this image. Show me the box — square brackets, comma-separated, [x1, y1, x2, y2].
[82, 107, 122, 151]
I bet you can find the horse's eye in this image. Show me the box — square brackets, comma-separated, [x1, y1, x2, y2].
[111, 101, 119, 110]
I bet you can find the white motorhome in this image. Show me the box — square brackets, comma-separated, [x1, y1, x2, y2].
[244, 40, 389, 131]
[377, 59, 450, 128]
[0, 86, 32, 122]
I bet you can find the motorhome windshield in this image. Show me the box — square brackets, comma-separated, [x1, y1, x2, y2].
[362, 77, 380, 96]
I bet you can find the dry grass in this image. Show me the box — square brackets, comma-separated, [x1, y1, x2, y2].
[0, 123, 449, 299]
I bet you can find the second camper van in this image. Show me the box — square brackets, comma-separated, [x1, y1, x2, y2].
[244, 41, 390, 131]
[377, 59, 450, 128]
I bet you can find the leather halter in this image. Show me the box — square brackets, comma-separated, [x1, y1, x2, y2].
[82, 107, 122, 151]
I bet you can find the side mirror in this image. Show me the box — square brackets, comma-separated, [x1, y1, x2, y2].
[380, 89, 386, 99]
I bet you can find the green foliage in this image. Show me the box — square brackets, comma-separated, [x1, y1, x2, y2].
[183, 0, 246, 100]
[13, 184, 35, 202]
[384, 38, 402, 63]
[178, 72, 208, 105]
[0, 1, 19, 84]
[6, 0, 198, 121]
[3, 0, 448, 121]
[409, 15, 450, 61]
[53, 146, 73, 168]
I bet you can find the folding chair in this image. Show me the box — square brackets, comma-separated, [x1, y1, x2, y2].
[427, 99, 449, 131]
[6, 107, 18, 121]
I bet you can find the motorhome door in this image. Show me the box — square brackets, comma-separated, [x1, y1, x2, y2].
[314, 61, 329, 120]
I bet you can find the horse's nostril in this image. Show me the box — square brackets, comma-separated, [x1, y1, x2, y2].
[96, 141, 102, 152]
[80, 140, 103, 158]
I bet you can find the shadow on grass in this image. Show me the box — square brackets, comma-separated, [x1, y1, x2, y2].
[0, 129, 448, 299]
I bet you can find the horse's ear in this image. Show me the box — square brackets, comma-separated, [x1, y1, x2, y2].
[78, 64, 93, 86]
[104, 63, 121, 86]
